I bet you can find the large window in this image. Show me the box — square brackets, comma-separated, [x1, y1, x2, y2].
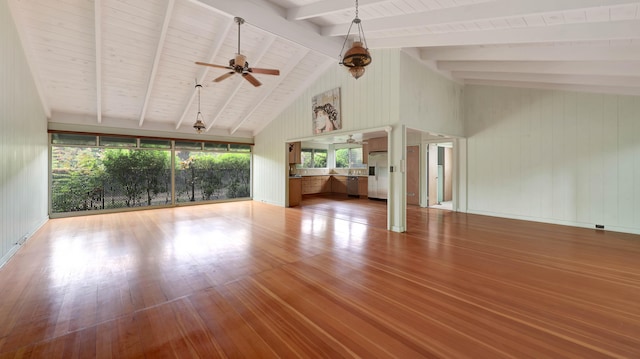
[175, 150, 250, 203]
[50, 133, 252, 214]
[301, 148, 327, 168]
[335, 147, 365, 168]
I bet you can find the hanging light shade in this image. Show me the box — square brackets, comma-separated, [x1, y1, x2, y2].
[338, 0, 371, 79]
[193, 83, 206, 133]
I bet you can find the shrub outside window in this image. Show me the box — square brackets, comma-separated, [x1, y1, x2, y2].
[335, 147, 365, 168]
[301, 148, 327, 168]
[50, 133, 252, 215]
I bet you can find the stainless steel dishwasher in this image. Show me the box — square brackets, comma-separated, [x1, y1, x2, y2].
[347, 176, 359, 197]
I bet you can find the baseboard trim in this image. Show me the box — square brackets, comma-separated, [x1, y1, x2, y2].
[0, 216, 48, 269]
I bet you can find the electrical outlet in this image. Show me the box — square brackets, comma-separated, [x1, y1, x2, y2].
[595, 224, 605, 230]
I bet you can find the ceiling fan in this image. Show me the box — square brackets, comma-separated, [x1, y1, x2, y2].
[336, 134, 368, 145]
[195, 17, 280, 87]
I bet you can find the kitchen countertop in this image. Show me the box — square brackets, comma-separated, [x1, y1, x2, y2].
[291, 174, 368, 178]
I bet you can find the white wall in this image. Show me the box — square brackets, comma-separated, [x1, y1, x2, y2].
[254, 49, 401, 206]
[254, 49, 464, 232]
[399, 52, 464, 137]
[465, 85, 640, 234]
[0, 0, 49, 267]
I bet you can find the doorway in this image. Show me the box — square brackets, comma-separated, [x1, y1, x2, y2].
[427, 142, 453, 210]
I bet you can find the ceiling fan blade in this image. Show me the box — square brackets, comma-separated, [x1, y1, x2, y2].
[213, 72, 235, 82]
[195, 61, 232, 70]
[242, 73, 262, 87]
[249, 68, 280, 76]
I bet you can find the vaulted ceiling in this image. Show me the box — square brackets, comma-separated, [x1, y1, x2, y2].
[9, 0, 640, 139]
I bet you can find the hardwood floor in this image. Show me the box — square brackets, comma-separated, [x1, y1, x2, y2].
[1, 194, 640, 358]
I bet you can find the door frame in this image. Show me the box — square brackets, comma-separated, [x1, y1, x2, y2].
[422, 138, 457, 211]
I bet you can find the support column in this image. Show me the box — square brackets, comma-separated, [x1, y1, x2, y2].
[387, 124, 406, 232]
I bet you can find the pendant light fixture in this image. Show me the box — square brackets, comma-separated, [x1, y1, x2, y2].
[193, 81, 206, 133]
[338, 0, 371, 80]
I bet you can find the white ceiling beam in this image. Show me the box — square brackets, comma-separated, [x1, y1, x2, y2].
[193, 0, 342, 58]
[422, 45, 640, 62]
[175, 19, 234, 130]
[438, 60, 640, 76]
[251, 58, 334, 136]
[287, 0, 390, 21]
[94, 0, 102, 123]
[138, 0, 174, 127]
[368, 20, 640, 48]
[453, 71, 640, 88]
[205, 35, 276, 132]
[322, 0, 639, 36]
[229, 48, 310, 135]
[464, 79, 640, 97]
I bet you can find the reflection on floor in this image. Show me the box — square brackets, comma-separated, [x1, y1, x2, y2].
[430, 200, 452, 211]
[2, 196, 640, 357]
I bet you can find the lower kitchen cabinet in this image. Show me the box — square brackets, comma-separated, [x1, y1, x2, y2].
[289, 177, 301, 206]
[301, 176, 331, 195]
[358, 177, 368, 196]
[331, 176, 347, 194]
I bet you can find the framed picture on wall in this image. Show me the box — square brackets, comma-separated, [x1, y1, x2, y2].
[312, 87, 341, 134]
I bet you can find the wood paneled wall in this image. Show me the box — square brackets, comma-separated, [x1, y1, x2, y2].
[0, 1, 49, 267]
[465, 85, 640, 235]
[254, 49, 402, 206]
[254, 49, 465, 208]
[399, 52, 464, 137]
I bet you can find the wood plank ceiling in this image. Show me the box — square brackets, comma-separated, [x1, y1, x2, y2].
[8, 0, 640, 138]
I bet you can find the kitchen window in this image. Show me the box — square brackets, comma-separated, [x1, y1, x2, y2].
[301, 148, 327, 168]
[335, 147, 365, 168]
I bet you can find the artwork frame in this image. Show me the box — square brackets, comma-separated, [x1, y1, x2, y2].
[312, 87, 341, 134]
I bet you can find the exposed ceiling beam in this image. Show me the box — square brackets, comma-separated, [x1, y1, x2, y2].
[94, 0, 102, 123]
[287, 0, 390, 21]
[465, 79, 640, 97]
[422, 44, 640, 62]
[367, 20, 640, 48]
[453, 71, 640, 88]
[138, 0, 175, 127]
[322, 0, 639, 36]
[438, 60, 640, 76]
[252, 58, 334, 136]
[205, 35, 276, 132]
[229, 48, 310, 135]
[194, 0, 342, 59]
[175, 19, 234, 130]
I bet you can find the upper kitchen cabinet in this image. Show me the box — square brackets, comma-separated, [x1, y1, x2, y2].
[367, 137, 387, 153]
[288, 142, 301, 164]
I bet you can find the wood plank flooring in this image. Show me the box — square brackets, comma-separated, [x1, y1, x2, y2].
[1, 194, 640, 358]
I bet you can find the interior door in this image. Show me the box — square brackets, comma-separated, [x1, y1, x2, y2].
[428, 144, 438, 206]
[406, 145, 419, 205]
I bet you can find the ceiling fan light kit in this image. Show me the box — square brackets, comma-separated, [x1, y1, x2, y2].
[339, 0, 371, 80]
[195, 17, 280, 87]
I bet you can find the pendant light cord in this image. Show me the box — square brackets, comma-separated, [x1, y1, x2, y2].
[338, 0, 369, 64]
[196, 82, 202, 116]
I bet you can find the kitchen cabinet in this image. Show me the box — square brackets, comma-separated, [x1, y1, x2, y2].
[289, 177, 301, 207]
[288, 142, 301, 164]
[301, 176, 330, 195]
[358, 177, 368, 196]
[331, 176, 347, 194]
[362, 143, 369, 164]
[367, 137, 387, 153]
